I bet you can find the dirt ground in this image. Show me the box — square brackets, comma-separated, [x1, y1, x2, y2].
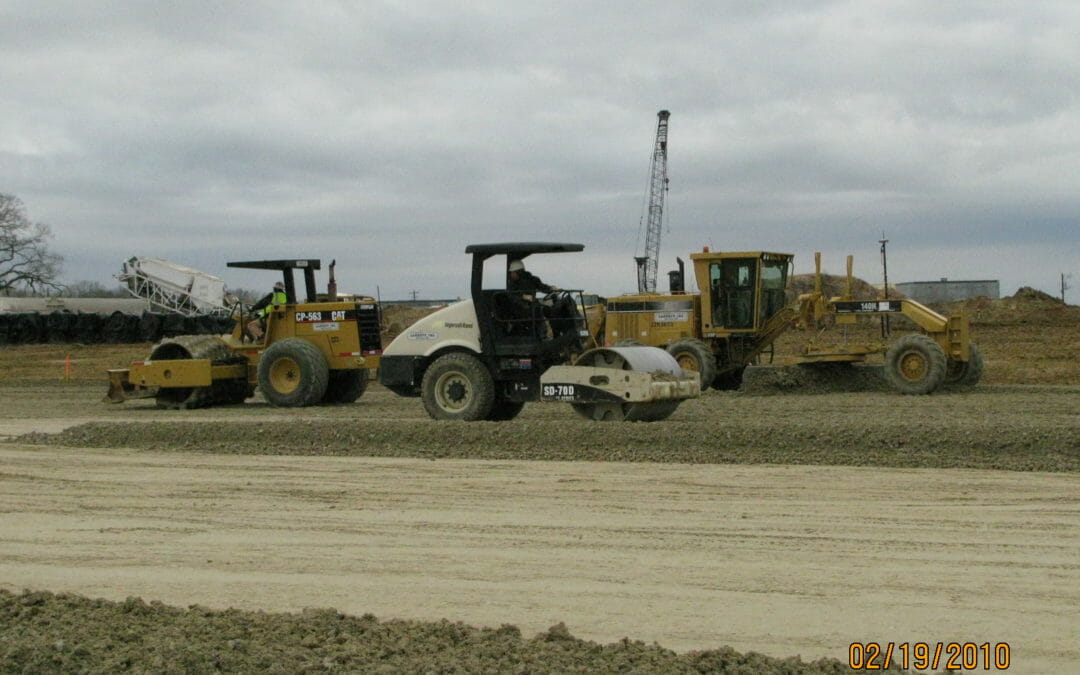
[1, 380, 1078, 673]
[1, 290, 1077, 672]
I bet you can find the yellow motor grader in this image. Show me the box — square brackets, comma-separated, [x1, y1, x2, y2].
[104, 259, 382, 408]
[600, 248, 981, 395]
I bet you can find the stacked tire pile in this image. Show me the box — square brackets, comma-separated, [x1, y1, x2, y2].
[0, 311, 234, 346]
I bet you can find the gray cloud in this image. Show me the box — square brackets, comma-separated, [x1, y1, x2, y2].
[1, 1, 1077, 300]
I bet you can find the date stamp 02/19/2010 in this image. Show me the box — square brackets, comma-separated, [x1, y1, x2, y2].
[848, 642, 1011, 671]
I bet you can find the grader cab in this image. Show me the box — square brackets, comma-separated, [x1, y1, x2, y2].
[604, 250, 797, 390]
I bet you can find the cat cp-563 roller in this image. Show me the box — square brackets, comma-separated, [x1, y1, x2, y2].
[105, 259, 382, 409]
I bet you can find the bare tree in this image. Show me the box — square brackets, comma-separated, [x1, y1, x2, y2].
[64, 280, 129, 298]
[0, 193, 64, 295]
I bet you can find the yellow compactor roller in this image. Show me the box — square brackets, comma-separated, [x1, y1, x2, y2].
[105, 259, 382, 408]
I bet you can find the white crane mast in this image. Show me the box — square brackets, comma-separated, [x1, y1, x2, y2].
[635, 110, 671, 293]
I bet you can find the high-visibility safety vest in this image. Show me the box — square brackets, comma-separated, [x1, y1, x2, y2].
[259, 290, 288, 318]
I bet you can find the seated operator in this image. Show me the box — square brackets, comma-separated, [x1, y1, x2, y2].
[246, 280, 287, 341]
[506, 260, 566, 338]
[508, 259, 559, 299]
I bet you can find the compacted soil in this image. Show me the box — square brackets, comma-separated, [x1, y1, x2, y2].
[1, 378, 1078, 673]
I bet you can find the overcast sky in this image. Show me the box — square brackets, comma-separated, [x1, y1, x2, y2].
[2, 1, 1078, 300]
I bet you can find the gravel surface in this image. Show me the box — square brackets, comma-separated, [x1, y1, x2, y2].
[11, 383, 1080, 472]
[2, 379, 1077, 672]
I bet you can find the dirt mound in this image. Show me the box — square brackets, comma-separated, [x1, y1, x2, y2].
[788, 273, 886, 301]
[741, 364, 890, 394]
[930, 287, 1078, 327]
[381, 303, 445, 342]
[0, 589, 863, 674]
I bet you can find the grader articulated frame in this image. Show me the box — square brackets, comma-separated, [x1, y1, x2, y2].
[599, 248, 981, 395]
[793, 252, 982, 394]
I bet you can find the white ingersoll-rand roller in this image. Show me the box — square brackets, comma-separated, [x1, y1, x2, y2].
[378, 242, 699, 422]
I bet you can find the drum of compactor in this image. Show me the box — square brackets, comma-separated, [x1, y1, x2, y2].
[148, 335, 251, 409]
[569, 346, 684, 422]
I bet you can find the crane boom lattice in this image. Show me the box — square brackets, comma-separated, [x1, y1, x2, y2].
[636, 109, 671, 293]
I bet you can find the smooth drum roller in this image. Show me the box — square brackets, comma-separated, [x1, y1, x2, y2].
[569, 346, 687, 422]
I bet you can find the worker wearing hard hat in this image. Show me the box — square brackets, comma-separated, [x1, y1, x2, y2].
[508, 260, 559, 299]
[247, 281, 288, 341]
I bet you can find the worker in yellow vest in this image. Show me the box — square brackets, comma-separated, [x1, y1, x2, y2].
[247, 281, 287, 341]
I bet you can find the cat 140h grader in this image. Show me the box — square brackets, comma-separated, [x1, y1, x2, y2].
[377, 242, 700, 421]
[602, 248, 982, 395]
[104, 259, 383, 409]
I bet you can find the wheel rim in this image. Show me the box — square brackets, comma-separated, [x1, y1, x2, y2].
[434, 370, 471, 412]
[269, 356, 301, 394]
[897, 350, 928, 382]
[674, 353, 699, 372]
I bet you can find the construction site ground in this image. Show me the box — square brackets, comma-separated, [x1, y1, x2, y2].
[1, 290, 1078, 673]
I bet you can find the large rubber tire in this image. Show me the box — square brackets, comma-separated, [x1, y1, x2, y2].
[486, 398, 526, 421]
[150, 335, 247, 409]
[258, 338, 330, 407]
[322, 370, 368, 404]
[883, 334, 947, 395]
[666, 338, 717, 392]
[944, 343, 984, 387]
[421, 352, 495, 421]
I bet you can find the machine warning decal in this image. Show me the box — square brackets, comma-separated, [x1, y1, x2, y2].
[654, 311, 689, 323]
[295, 309, 355, 322]
[313, 322, 340, 332]
[408, 331, 438, 340]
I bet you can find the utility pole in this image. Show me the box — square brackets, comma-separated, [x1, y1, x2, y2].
[879, 233, 890, 337]
[635, 110, 671, 293]
[1063, 273, 1072, 304]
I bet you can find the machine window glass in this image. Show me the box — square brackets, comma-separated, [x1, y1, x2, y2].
[759, 261, 787, 323]
[710, 258, 756, 329]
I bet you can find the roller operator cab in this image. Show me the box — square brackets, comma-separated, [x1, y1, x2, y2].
[378, 242, 700, 421]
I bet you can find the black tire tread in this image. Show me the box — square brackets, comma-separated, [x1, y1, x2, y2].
[883, 334, 948, 395]
[421, 352, 495, 421]
[666, 338, 717, 392]
[258, 338, 330, 407]
[323, 370, 369, 404]
[944, 343, 984, 387]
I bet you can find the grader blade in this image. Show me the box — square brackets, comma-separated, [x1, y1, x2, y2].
[541, 346, 699, 422]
